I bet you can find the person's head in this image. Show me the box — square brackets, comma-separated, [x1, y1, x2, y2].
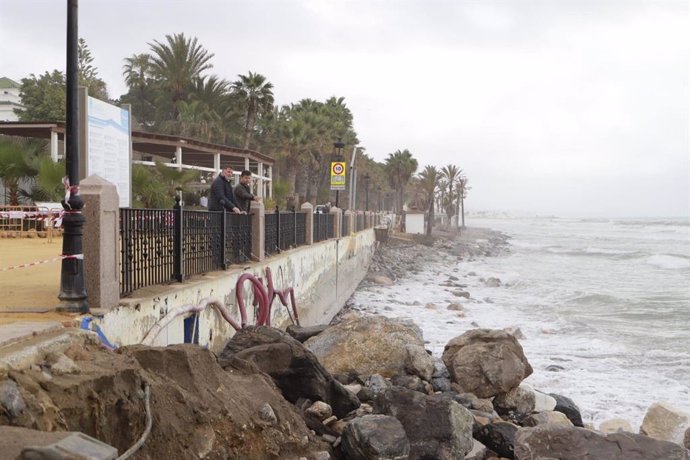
[240, 170, 252, 185]
[220, 166, 234, 180]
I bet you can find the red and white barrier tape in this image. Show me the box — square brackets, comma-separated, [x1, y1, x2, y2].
[0, 253, 83, 272]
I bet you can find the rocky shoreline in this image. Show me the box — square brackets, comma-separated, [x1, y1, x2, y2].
[0, 227, 689, 459]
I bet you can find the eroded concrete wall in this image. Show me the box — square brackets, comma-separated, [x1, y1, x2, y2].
[95, 229, 375, 353]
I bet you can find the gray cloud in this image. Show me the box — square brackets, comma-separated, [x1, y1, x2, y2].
[1, 0, 687, 217]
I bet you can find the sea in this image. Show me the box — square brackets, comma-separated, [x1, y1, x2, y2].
[350, 215, 690, 430]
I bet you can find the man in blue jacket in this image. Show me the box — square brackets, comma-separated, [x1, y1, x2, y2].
[208, 166, 243, 213]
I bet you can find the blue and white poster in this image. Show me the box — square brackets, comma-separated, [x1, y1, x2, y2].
[87, 96, 131, 207]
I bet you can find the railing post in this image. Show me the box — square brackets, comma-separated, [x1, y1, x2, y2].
[221, 210, 228, 269]
[301, 202, 314, 244]
[293, 207, 298, 246]
[275, 205, 281, 252]
[250, 201, 265, 261]
[173, 195, 183, 282]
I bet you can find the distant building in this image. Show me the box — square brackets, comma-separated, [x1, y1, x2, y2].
[0, 77, 23, 121]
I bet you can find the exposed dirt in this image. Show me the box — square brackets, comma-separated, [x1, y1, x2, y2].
[2, 343, 328, 459]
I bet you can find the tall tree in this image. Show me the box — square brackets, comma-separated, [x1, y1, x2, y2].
[441, 164, 462, 227]
[147, 33, 215, 118]
[231, 71, 275, 149]
[417, 165, 439, 236]
[15, 71, 66, 121]
[385, 149, 418, 213]
[78, 38, 109, 100]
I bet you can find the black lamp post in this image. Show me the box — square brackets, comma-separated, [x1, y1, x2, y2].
[333, 138, 345, 208]
[377, 186, 382, 212]
[363, 173, 370, 211]
[57, 0, 87, 313]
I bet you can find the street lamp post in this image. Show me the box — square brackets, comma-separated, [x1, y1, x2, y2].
[363, 173, 370, 211]
[58, 0, 87, 313]
[333, 138, 345, 208]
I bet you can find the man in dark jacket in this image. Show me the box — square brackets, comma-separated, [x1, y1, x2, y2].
[233, 170, 261, 213]
[208, 166, 242, 213]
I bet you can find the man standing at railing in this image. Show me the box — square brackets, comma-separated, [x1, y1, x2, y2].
[234, 170, 261, 214]
[208, 166, 243, 214]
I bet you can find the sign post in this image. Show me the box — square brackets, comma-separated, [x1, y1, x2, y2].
[330, 161, 346, 208]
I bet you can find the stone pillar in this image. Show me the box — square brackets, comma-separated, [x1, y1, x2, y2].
[244, 157, 250, 170]
[250, 201, 265, 261]
[301, 202, 314, 245]
[331, 206, 342, 238]
[175, 146, 182, 171]
[81, 175, 119, 310]
[50, 130, 59, 162]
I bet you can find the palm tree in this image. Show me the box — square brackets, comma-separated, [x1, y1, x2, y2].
[441, 164, 463, 227]
[231, 72, 275, 149]
[147, 33, 215, 117]
[417, 165, 439, 236]
[385, 149, 418, 213]
[0, 137, 44, 205]
[458, 176, 469, 228]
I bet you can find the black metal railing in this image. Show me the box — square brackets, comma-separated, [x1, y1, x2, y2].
[314, 212, 333, 242]
[182, 210, 223, 277]
[296, 212, 306, 246]
[120, 204, 375, 295]
[356, 213, 365, 232]
[120, 208, 176, 295]
[264, 211, 279, 256]
[225, 212, 252, 264]
[341, 213, 348, 236]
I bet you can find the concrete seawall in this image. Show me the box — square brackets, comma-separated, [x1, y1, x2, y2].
[94, 229, 376, 353]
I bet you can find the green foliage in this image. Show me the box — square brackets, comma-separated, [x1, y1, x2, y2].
[22, 157, 65, 202]
[16, 71, 66, 121]
[0, 136, 46, 205]
[231, 71, 275, 149]
[131, 162, 200, 209]
[385, 149, 418, 213]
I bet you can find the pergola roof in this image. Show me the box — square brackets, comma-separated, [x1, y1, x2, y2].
[0, 121, 274, 169]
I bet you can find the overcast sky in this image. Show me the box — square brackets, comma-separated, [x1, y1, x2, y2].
[1, 0, 688, 217]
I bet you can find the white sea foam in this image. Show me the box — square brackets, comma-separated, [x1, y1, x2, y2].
[646, 254, 690, 270]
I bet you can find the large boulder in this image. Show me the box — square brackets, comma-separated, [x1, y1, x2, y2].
[375, 387, 474, 459]
[218, 326, 360, 417]
[475, 421, 520, 459]
[522, 411, 573, 427]
[493, 384, 536, 416]
[514, 424, 690, 460]
[640, 402, 690, 445]
[341, 414, 410, 460]
[442, 329, 533, 398]
[304, 316, 433, 380]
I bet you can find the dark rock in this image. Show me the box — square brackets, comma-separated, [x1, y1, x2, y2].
[218, 326, 360, 418]
[514, 424, 690, 460]
[390, 376, 427, 394]
[341, 414, 410, 460]
[549, 393, 584, 427]
[432, 357, 450, 379]
[475, 421, 519, 459]
[357, 387, 373, 402]
[431, 377, 452, 393]
[545, 364, 565, 372]
[365, 374, 392, 398]
[375, 387, 473, 459]
[286, 324, 330, 343]
[442, 329, 533, 398]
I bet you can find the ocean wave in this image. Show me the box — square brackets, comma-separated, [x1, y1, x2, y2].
[545, 246, 645, 260]
[646, 254, 690, 270]
[613, 218, 690, 227]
